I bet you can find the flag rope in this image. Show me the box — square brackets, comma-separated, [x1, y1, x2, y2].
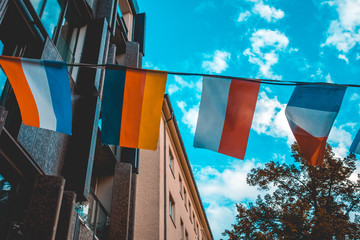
[66, 62, 360, 88]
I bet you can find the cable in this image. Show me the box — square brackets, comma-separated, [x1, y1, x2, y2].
[65, 62, 360, 88]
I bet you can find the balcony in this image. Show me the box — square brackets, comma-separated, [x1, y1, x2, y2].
[75, 190, 110, 239]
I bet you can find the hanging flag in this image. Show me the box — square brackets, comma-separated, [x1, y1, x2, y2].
[194, 77, 260, 159]
[350, 129, 360, 154]
[0, 56, 72, 134]
[285, 85, 346, 166]
[101, 68, 167, 150]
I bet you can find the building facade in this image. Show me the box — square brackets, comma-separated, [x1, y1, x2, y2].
[134, 95, 213, 240]
[0, 0, 145, 239]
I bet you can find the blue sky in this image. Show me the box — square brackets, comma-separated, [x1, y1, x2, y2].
[137, 0, 360, 239]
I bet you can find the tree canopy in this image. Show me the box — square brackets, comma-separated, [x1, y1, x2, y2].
[224, 143, 360, 240]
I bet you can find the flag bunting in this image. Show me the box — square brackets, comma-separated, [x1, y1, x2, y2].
[1, 56, 360, 165]
[285, 85, 346, 166]
[101, 68, 167, 150]
[0, 56, 72, 135]
[194, 77, 260, 159]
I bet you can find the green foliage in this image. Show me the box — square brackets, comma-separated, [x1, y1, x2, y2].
[223, 143, 360, 240]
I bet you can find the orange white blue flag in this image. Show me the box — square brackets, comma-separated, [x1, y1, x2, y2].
[0, 56, 72, 134]
[101, 68, 167, 150]
[194, 77, 260, 159]
[285, 85, 346, 166]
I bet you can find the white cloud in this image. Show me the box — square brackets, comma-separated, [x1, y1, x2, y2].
[253, 1, 285, 22]
[338, 53, 350, 63]
[322, 0, 360, 53]
[177, 101, 199, 134]
[252, 91, 294, 144]
[202, 50, 231, 73]
[357, 53, 360, 59]
[205, 202, 237, 240]
[351, 93, 360, 101]
[167, 76, 202, 95]
[196, 159, 265, 202]
[322, 0, 336, 6]
[243, 29, 289, 79]
[142, 61, 160, 70]
[238, 10, 252, 22]
[326, 73, 333, 83]
[195, 159, 270, 239]
[328, 124, 355, 158]
[168, 84, 180, 95]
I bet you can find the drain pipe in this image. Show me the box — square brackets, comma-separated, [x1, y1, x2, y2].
[164, 112, 174, 240]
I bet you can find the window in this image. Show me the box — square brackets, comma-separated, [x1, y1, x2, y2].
[180, 218, 184, 240]
[29, 0, 64, 39]
[189, 201, 192, 223]
[169, 194, 175, 222]
[0, 40, 6, 98]
[185, 229, 189, 240]
[195, 221, 199, 235]
[193, 213, 195, 228]
[169, 148, 174, 173]
[184, 188, 187, 210]
[179, 175, 183, 198]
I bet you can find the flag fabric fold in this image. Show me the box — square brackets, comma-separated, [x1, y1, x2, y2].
[194, 77, 260, 159]
[101, 68, 167, 150]
[285, 85, 346, 166]
[0, 56, 72, 134]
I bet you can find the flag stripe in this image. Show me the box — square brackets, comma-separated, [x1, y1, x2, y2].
[194, 77, 231, 152]
[101, 69, 126, 145]
[138, 71, 167, 150]
[0, 57, 39, 127]
[287, 85, 346, 112]
[291, 121, 328, 166]
[285, 106, 338, 137]
[119, 69, 146, 148]
[218, 80, 260, 159]
[21, 59, 57, 131]
[285, 85, 346, 166]
[43, 60, 72, 134]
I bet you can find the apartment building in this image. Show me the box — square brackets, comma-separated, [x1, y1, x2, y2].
[0, 0, 145, 239]
[134, 95, 213, 240]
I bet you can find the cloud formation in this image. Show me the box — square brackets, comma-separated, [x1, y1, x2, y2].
[252, 91, 294, 144]
[237, 0, 285, 22]
[195, 159, 268, 239]
[253, 1, 285, 22]
[322, 0, 360, 53]
[243, 29, 289, 79]
[202, 50, 231, 73]
[177, 101, 199, 134]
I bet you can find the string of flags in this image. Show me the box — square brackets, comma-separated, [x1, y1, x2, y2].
[0, 55, 359, 166]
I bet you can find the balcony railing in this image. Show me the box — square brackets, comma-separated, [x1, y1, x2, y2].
[75, 190, 110, 239]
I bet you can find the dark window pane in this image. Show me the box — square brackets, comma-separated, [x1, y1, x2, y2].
[29, 0, 46, 14]
[0, 174, 12, 234]
[0, 41, 7, 99]
[40, 0, 62, 38]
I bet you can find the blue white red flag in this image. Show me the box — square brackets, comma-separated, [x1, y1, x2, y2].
[285, 85, 346, 166]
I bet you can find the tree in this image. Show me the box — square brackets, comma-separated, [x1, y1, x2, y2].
[224, 143, 360, 240]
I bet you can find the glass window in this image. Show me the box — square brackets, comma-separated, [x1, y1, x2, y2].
[169, 195, 175, 221]
[29, 0, 64, 39]
[180, 219, 184, 240]
[179, 176, 183, 197]
[169, 149, 174, 172]
[0, 40, 7, 98]
[0, 174, 11, 221]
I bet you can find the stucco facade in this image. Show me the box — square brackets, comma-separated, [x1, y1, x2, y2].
[134, 96, 213, 240]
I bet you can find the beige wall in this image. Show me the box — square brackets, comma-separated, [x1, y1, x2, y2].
[134, 101, 212, 240]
